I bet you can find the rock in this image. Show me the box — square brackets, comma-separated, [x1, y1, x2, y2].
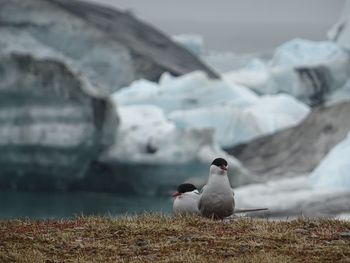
[0, 0, 217, 95]
[227, 101, 350, 178]
[0, 53, 117, 190]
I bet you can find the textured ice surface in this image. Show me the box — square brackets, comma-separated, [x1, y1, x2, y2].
[310, 133, 350, 190]
[169, 94, 309, 147]
[235, 133, 350, 217]
[235, 174, 350, 217]
[0, 0, 217, 95]
[113, 71, 309, 148]
[105, 104, 243, 167]
[114, 71, 259, 112]
[269, 39, 347, 67]
[224, 39, 350, 105]
[102, 104, 250, 185]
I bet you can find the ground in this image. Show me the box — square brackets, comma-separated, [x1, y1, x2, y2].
[0, 215, 349, 262]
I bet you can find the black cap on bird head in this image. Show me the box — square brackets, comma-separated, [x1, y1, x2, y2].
[211, 158, 228, 167]
[177, 183, 197, 193]
[211, 158, 228, 171]
[172, 183, 197, 197]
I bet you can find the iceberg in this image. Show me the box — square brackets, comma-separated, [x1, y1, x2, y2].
[103, 104, 246, 171]
[114, 71, 259, 112]
[310, 133, 350, 190]
[113, 71, 309, 148]
[235, 134, 350, 217]
[235, 174, 350, 218]
[327, 79, 350, 105]
[228, 101, 350, 179]
[169, 94, 309, 147]
[0, 53, 117, 190]
[269, 38, 347, 67]
[0, 0, 217, 95]
[0, 0, 219, 192]
[224, 39, 350, 106]
[97, 104, 251, 194]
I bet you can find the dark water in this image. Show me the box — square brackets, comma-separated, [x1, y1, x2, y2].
[0, 191, 172, 219]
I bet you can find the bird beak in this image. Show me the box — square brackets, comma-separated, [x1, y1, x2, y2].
[172, 191, 181, 197]
[220, 165, 228, 171]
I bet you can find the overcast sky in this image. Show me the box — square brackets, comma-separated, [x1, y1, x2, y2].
[84, 0, 346, 52]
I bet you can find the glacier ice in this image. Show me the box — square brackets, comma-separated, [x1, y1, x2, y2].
[104, 104, 243, 168]
[169, 94, 309, 147]
[310, 133, 350, 190]
[234, 132, 350, 217]
[223, 39, 350, 105]
[327, 79, 350, 105]
[114, 71, 259, 112]
[101, 104, 250, 188]
[269, 38, 347, 67]
[0, 0, 217, 96]
[113, 71, 309, 148]
[0, 53, 117, 190]
[235, 174, 350, 217]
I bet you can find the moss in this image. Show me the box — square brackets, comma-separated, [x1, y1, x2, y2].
[0, 215, 349, 262]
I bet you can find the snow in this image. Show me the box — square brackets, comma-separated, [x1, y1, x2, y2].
[310, 133, 350, 190]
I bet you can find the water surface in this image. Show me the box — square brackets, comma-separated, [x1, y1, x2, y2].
[0, 191, 172, 219]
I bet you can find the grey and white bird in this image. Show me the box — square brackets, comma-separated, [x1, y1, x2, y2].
[198, 158, 235, 219]
[172, 183, 201, 215]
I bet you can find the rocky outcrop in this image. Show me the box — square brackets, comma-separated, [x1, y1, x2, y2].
[0, 53, 117, 190]
[0, 0, 217, 95]
[227, 101, 350, 178]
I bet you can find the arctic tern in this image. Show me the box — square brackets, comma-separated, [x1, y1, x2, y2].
[198, 158, 235, 219]
[172, 183, 201, 215]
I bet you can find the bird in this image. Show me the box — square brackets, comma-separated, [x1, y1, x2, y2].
[172, 183, 201, 215]
[198, 158, 235, 219]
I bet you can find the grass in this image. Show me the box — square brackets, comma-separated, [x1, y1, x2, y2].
[0, 215, 350, 262]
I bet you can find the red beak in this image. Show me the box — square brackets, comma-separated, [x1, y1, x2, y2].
[220, 165, 228, 171]
[172, 191, 181, 197]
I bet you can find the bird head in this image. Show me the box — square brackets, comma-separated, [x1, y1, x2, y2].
[172, 183, 198, 197]
[210, 158, 228, 176]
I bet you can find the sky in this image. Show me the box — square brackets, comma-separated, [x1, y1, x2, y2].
[83, 0, 346, 53]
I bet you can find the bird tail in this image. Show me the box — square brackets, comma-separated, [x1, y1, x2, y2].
[233, 208, 268, 213]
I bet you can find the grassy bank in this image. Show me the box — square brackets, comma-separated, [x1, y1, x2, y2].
[0, 215, 349, 262]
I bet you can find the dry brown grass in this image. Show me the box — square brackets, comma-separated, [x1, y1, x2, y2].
[0, 214, 349, 262]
